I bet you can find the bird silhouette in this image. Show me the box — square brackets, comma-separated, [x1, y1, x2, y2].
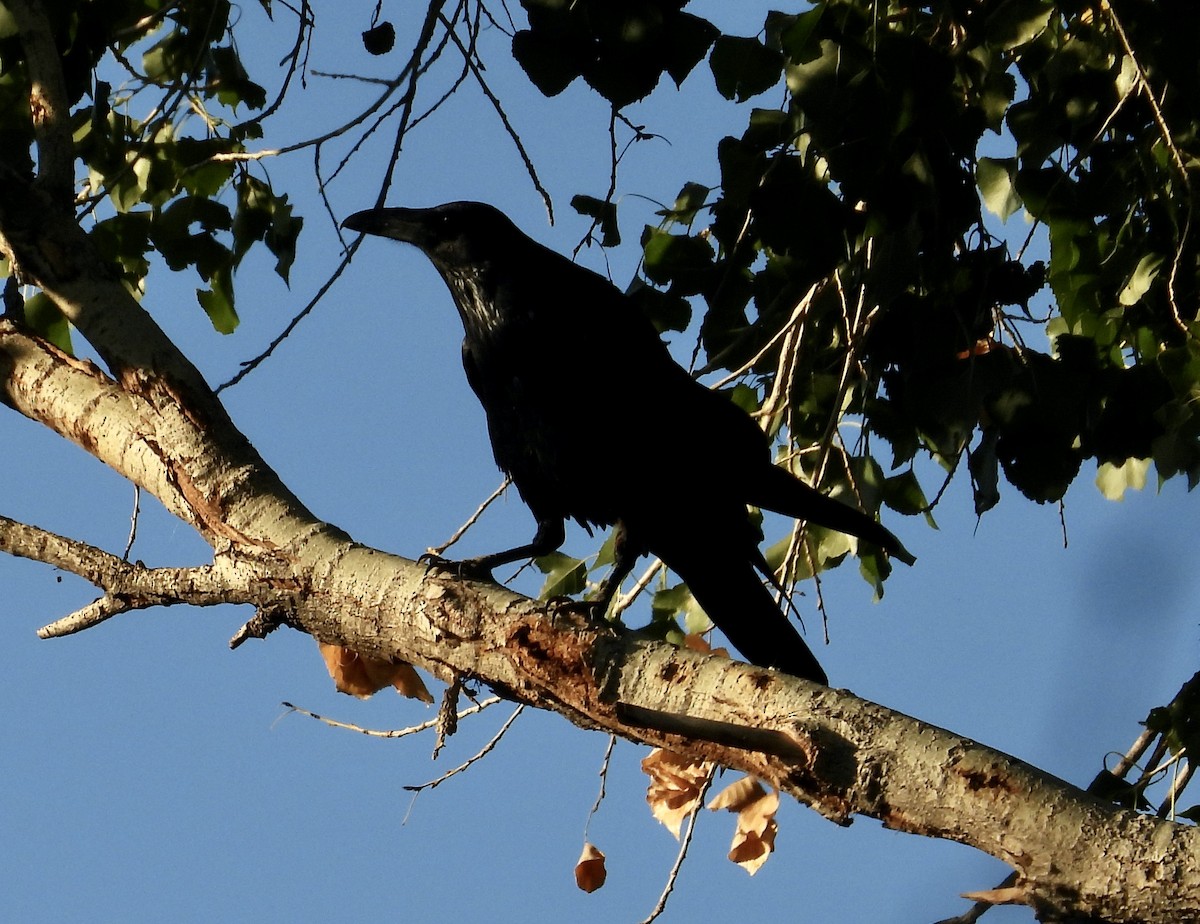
[344, 201, 914, 683]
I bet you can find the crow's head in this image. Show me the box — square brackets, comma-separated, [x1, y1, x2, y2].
[343, 201, 519, 272]
[345, 201, 535, 338]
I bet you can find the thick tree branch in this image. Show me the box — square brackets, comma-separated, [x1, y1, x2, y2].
[0, 319, 331, 553]
[6, 0, 73, 198]
[2, 306, 1198, 923]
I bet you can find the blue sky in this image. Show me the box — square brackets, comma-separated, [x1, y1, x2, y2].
[2, 3, 1196, 921]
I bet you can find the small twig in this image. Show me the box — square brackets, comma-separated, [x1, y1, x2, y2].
[228, 605, 291, 649]
[639, 764, 715, 924]
[1103, 1, 1189, 183]
[217, 241, 359, 391]
[437, 10, 553, 221]
[934, 876, 1015, 924]
[403, 703, 524, 793]
[278, 695, 501, 738]
[0, 514, 289, 637]
[239, 0, 313, 130]
[1159, 758, 1194, 820]
[432, 477, 511, 556]
[712, 282, 817, 393]
[610, 558, 664, 618]
[583, 734, 617, 841]
[121, 484, 141, 561]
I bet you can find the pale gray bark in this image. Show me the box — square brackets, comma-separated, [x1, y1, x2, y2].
[1, 317, 1197, 924]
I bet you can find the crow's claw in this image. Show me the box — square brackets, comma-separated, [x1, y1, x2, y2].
[418, 553, 496, 583]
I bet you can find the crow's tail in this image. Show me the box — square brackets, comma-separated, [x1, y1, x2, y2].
[749, 465, 916, 566]
[668, 552, 828, 684]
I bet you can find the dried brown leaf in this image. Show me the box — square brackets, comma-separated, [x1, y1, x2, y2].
[574, 842, 607, 893]
[641, 748, 713, 839]
[709, 776, 780, 875]
[318, 643, 433, 702]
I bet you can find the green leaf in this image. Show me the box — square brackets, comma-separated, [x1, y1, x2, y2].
[592, 530, 618, 571]
[727, 383, 760, 414]
[265, 197, 302, 283]
[984, 0, 1054, 51]
[232, 176, 303, 281]
[640, 226, 714, 289]
[1095, 457, 1150, 501]
[627, 279, 691, 333]
[512, 28, 583, 97]
[968, 430, 1002, 515]
[1118, 253, 1164, 307]
[658, 182, 710, 225]
[535, 552, 587, 598]
[650, 582, 689, 620]
[175, 138, 238, 197]
[650, 582, 709, 637]
[197, 264, 238, 334]
[977, 157, 1022, 221]
[143, 30, 187, 83]
[152, 196, 233, 275]
[22, 293, 73, 353]
[0, 4, 18, 39]
[769, 7, 824, 63]
[570, 195, 620, 247]
[661, 12, 719, 87]
[882, 470, 931, 518]
[209, 47, 267, 110]
[709, 35, 783, 102]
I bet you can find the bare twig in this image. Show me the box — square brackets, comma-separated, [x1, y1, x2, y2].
[217, 240, 359, 391]
[121, 485, 141, 561]
[610, 557, 664, 618]
[278, 695, 502, 738]
[403, 704, 524, 793]
[0, 514, 292, 637]
[431, 477, 511, 557]
[639, 764, 716, 924]
[582, 734, 617, 841]
[437, 9, 553, 220]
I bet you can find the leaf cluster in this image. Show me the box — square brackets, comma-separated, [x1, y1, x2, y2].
[0, 0, 300, 342]
[523, 1, 1200, 522]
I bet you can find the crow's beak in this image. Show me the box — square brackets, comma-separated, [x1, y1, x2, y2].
[342, 208, 426, 245]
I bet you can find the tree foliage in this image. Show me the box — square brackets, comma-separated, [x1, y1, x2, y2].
[2, 0, 1200, 919]
[0, 0, 299, 341]
[527, 0, 1200, 525]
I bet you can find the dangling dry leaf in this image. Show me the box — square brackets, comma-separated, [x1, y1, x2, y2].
[709, 776, 780, 875]
[641, 748, 713, 839]
[574, 842, 607, 893]
[388, 662, 434, 703]
[318, 643, 433, 702]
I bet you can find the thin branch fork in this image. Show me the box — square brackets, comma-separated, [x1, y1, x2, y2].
[0, 513, 296, 638]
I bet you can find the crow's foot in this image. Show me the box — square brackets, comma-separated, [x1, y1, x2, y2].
[418, 553, 497, 583]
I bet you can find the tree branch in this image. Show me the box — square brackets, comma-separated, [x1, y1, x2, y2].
[6, 0, 73, 198]
[3, 311, 1197, 923]
[0, 512, 299, 637]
